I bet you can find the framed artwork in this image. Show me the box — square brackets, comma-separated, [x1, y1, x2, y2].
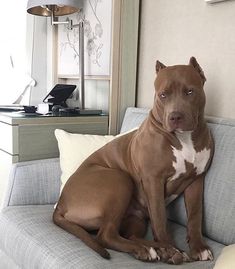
[57, 0, 112, 76]
[53, 0, 140, 134]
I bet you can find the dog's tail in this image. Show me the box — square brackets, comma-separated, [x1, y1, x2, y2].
[53, 209, 110, 259]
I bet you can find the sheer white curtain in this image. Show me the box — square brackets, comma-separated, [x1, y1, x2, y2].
[0, 1, 34, 105]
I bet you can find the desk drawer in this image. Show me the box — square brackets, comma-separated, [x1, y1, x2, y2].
[18, 118, 108, 161]
[0, 122, 18, 155]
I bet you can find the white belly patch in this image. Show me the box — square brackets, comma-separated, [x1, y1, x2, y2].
[169, 131, 210, 181]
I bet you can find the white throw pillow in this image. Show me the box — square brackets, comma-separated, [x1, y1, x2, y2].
[55, 129, 115, 189]
[213, 244, 235, 269]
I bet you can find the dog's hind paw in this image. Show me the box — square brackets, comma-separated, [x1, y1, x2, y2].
[149, 247, 160, 261]
[158, 246, 186, 265]
[133, 246, 160, 262]
[182, 251, 191, 262]
[167, 250, 184, 265]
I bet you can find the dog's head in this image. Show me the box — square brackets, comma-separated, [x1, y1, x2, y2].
[153, 57, 206, 133]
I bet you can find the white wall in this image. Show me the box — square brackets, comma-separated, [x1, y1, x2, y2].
[137, 0, 235, 119]
[30, 17, 49, 106]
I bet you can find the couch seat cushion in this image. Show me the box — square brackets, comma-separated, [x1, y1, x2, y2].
[0, 205, 223, 269]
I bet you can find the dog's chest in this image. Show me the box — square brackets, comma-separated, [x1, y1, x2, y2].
[169, 131, 210, 182]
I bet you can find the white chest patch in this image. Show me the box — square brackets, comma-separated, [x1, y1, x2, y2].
[169, 131, 210, 181]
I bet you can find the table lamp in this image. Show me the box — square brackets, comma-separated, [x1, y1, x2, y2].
[27, 0, 102, 115]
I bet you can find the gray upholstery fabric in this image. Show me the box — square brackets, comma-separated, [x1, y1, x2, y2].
[0, 205, 222, 269]
[0, 249, 20, 269]
[2, 158, 61, 207]
[120, 107, 150, 133]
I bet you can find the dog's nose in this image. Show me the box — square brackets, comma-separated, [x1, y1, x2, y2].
[169, 112, 184, 124]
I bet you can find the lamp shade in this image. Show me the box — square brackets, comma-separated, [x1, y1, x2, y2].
[27, 0, 83, 16]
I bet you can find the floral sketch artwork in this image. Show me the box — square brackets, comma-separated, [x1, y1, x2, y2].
[58, 0, 112, 76]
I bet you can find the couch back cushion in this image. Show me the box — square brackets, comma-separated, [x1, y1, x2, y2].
[120, 107, 150, 133]
[121, 108, 235, 245]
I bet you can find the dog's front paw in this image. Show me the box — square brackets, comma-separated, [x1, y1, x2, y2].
[189, 240, 213, 261]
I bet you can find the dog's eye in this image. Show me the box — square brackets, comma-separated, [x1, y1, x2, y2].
[160, 92, 166, 99]
[186, 89, 193, 95]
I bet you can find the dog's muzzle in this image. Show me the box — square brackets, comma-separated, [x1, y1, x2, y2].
[166, 111, 195, 132]
[168, 111, 185, 131]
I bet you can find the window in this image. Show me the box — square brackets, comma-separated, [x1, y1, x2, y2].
[0, 2, 33, 105]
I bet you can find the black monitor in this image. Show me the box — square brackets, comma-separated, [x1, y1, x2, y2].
[43, 84, 77, 107]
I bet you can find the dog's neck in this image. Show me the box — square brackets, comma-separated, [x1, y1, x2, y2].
[149, 106, 207, 144]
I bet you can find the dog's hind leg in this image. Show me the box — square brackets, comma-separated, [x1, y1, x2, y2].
[120, 214, 148, 239]
[53, 207, 110, 259]
[95, 194, 159, 261]
[54, 166, 158, 261]
[96, 219, 159, 262]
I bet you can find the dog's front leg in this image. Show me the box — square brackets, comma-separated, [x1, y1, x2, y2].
[142, 177, 186, 264]
[184, 174, 213, 261]
[142, 177, 169, 242]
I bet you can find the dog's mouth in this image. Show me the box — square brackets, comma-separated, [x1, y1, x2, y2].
[168, 125, 194, 133]
[174, 128, 193, 134]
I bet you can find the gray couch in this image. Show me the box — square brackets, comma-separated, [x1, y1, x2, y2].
[0, 107, 235, 269]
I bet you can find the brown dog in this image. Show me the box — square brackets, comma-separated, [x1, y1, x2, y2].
[53, 57, 214, 264]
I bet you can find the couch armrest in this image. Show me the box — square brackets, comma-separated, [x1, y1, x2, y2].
[2, 158, 61, 208]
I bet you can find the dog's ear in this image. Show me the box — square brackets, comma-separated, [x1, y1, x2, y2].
[189, 57, 206, 85]
[156, 60, 166, 73]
